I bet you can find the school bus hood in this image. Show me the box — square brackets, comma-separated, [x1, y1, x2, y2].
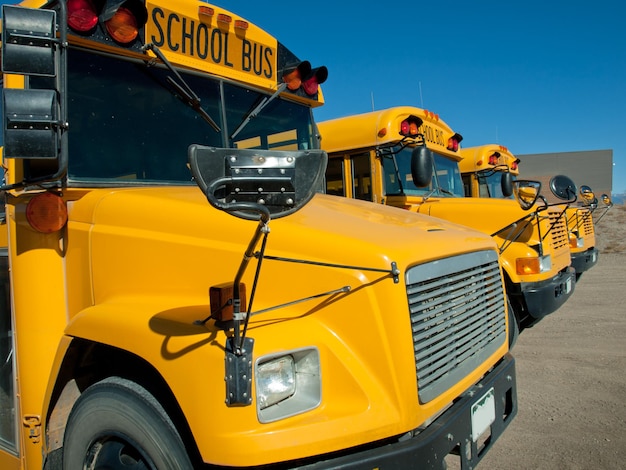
[68, 187, 499, 269]
[398, 196, 533, 237]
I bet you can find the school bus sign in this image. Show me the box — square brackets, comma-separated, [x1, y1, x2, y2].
[148, 5, 277, 88]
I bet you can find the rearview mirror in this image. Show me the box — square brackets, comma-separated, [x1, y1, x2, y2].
[2, 5, 56, 76]
[512, 180, 541, 210]
[549, 174, 577, 202]
[601, 194, 613, 207]
[188, 145, 327, 220]
[501, 172, 513, 198]
[579, 185, 595, 205]
[410, 145, 434, 188]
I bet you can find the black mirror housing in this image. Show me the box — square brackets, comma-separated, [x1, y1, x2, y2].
[188, 146, 327, 220]
[410, 145, 434, 188]
[2, 5, 56, 76]
[501, 172, 513, 198]
[549, 174, 577, 202]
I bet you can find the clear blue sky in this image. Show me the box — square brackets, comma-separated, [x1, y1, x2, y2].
[231, 0, 625, 195]
[2, 1, 624, 194]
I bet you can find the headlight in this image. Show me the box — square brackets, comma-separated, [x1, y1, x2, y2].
[257, 356, 295, 410]
[569, 232, 584, 249]
[256, 347, 321, 423]
[516, 255, 551, 275]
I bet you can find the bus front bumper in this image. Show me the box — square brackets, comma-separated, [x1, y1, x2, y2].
[297, 355, 517, 470]
[520, 266, 576, 321]
[571, 247, 599, 278]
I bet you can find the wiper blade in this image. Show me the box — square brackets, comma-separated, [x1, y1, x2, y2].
[142, 43, 220, 133]
[230, 83, 287, 140]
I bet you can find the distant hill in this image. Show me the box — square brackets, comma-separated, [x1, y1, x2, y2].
[611, 193, 625, 205]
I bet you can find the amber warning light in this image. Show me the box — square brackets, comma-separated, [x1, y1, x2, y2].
[67, 0, 147, 44]
[26, 192, 68, 233]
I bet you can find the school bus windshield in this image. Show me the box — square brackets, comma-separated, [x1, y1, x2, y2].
[472, 170, 517, 198]
[382, 146, 465, 197]
[31, 48, 316, 184]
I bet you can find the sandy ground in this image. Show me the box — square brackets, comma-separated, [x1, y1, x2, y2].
[479, 205, 626, 469]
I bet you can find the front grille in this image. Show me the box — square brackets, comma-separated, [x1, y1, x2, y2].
[578, 209, 595, 237]
[407, 250, 506, 404]
[548, 210, 569, 251]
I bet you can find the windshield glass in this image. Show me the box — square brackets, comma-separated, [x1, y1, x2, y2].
[381, 147, 465, 197]
[31, 49, 316, 184]
[478, 171, 516, 199]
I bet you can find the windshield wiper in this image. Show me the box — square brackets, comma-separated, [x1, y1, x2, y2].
[142, 43, 220, 133]
[230, 83, 287, 140]
[439, 188, 455, 196]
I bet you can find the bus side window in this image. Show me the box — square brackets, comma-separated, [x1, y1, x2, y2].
[351, 153, 372, 202]
[325, 158, 345, 196]
[462, 174, 472, 197]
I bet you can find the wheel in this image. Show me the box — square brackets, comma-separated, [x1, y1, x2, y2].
[507, 297, 520, 350]
[63, 376, 194, 470]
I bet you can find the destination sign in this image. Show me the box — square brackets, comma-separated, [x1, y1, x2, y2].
[147, 7, 276, 82]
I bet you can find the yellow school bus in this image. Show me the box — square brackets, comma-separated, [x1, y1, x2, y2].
[460, 144, 598, 279]
[0, 2, 516, 468]
[319, 106, 576, 337]
[459, 144, 520, 198]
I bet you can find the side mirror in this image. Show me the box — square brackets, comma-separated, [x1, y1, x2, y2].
[188, 145, 327, 221]
[579, 185, 595, 205]
[549, 174, 577, 202]
[501, 171, 513, 198]
[2, 5, 61, 160]
[2, 5, 56, 76]
[601, 194, 613, 207]
[513, 180, 541, 210]
[410, 145, 434, 188]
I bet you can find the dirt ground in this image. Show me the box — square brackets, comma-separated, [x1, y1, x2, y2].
[479, 204, 626, 469]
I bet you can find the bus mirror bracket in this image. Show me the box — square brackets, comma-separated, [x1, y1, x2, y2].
[410, 144, 434, 188]
[188, 145, 327, 406]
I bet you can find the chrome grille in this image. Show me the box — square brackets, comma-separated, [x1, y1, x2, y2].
[548, 210, 569, 251]
[407, 250, 506, 403]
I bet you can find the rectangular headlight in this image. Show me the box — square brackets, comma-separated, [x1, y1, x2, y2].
[256, 347, 321, 423]
[257, 356, 296, 410]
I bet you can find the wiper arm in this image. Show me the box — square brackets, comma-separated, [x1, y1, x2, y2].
[230, 83, 287, 140]
[142, 43, 220, 133]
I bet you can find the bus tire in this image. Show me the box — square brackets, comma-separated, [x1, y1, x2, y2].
[63, 376, 194, 470]
[507, 297, 520, 350]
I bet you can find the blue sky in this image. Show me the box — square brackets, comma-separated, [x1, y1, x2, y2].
[2, 1, 624, 194]
[231, 0, 625, 194]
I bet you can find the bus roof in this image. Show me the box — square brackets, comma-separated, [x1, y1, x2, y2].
[459, 145, 520, 176]
[12, 0, 325, 107]
[318, 106, 461, 159]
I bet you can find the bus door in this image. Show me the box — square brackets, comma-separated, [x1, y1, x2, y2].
[0, 245, 18, 465]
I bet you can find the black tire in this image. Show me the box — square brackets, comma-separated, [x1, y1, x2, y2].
[507, 297, 520, 350]
[63, 376, 194, 470]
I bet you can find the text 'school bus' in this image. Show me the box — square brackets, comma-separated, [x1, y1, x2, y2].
[319, 106, 577, 338]
[460, 144, 598, 279]
[0, 1, 515, 469]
